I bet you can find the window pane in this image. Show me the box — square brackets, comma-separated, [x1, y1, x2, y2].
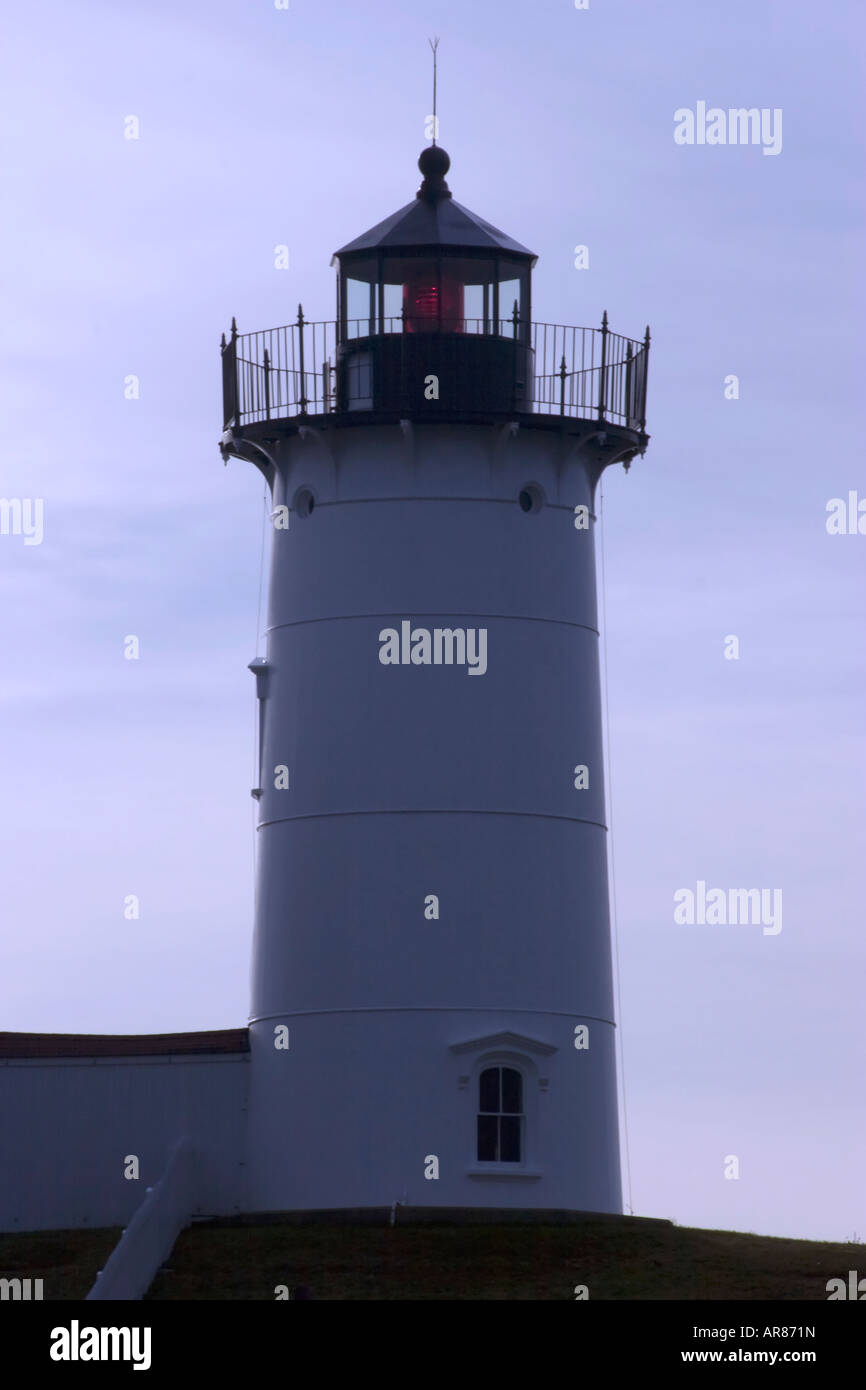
[346, 278, 373, 338]
[477, 1114, 497, 1162]
[383, 282, 402, 329]
[345, 352, 372, 410]
[499, 278, 521, 336]
[501, 1068, 522, 1114]
[499, 1116, 521, 1162]
[479, 1067, 499, 1113]
[463, 284, 486, 331]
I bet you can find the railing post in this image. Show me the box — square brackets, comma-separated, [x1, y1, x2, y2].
[230, 319, 238, 426]
[597, 309, 608, 421]
[220, 330, 228, 426]
[624, 343, 633, 427]
[297, 304, 308, 415]
[263, 347, 271, 420]
[640, 324, 650, 431]
[222, 319, 239, 428]
[511, 298, 519, 410]
[559, 353, 567, 416]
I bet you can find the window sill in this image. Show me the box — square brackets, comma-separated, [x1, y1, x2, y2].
[466, 1168, 543, 1181]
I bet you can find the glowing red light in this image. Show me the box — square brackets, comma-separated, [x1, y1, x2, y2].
[403, 270, 464, 332]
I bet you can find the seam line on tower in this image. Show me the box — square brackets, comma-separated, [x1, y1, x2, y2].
[265, 613, 601, 636]
[248, 1007, 618, 1026]
[254, 809, 609, 831]
[275, 495, 597, 516]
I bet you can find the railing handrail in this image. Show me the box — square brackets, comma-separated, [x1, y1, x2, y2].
[229, 316, 646, 355]
[86, 1138, 196, 1301]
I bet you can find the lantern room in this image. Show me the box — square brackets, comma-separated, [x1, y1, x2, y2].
[331, 146, 537, 413]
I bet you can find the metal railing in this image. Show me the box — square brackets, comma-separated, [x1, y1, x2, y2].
[86, 1138, 196, 1301]
[221, 306, 649, 432]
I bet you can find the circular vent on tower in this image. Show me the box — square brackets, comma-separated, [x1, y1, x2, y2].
[518, 484, 544, 514]
[294, 487, 315, 518]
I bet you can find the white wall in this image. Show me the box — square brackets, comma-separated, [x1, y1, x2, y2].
[0, 1053, 247, 1232]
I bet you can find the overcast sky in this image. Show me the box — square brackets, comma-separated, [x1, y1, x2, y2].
[1, 0, 863, 1245]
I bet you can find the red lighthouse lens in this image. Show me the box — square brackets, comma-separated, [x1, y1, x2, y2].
[403, 268, 464, 332]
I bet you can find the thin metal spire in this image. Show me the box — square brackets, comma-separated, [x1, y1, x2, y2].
[429, 36, 439, 145]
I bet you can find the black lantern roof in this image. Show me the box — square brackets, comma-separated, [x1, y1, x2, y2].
[332, 147, 537, 263]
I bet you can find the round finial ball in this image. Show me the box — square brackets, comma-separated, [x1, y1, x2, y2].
[418, 145, 450, 180]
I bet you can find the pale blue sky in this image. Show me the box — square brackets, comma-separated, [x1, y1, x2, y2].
[1, 0, 864, 1243]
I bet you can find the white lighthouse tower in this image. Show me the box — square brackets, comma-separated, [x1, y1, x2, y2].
[220, 144, 650, 1215]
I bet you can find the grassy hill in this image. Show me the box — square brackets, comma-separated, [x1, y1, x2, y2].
[0, 1227, 122, 1300]
[2, 1213, 858, 1299]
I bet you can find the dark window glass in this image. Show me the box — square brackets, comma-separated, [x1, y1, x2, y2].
[477, 1115, 497, 1162]
[499, 1116, 521, 1162]
[501, 1068, 522, 1114]
[477, 1066, 524, 1163]
[479, 1067, 499, 1114]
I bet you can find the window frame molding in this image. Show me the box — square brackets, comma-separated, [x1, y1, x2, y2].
[449, 1035, 557, 1181]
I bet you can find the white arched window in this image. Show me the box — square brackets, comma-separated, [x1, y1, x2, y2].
[477, 1064, 523, 1163]
[450, 1030, 556, 1180]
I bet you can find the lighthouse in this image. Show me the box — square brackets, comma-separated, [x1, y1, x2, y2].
[220, 145, 650, 1215]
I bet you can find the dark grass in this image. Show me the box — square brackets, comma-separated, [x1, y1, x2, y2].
[144, 1219, 858, 1300]
[1, 1219, 857, 1300]
[0, 1228, 122, 1300]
